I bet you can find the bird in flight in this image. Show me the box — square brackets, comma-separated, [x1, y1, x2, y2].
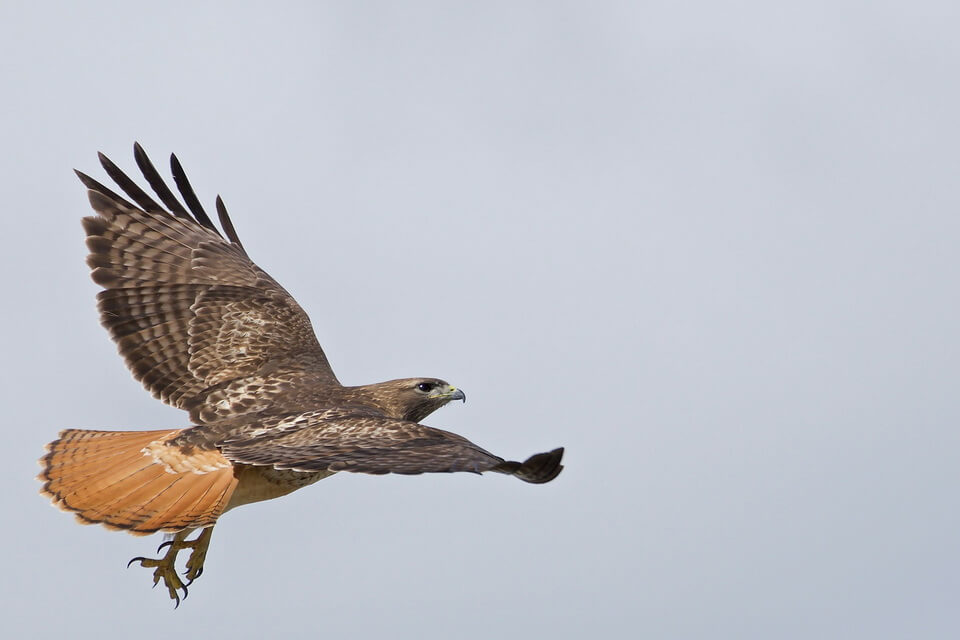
[38, 144, 564, 606]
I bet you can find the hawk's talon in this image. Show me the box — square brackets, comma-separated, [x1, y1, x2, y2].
[184, 563, 205, 587]
[125, 527, 213, 606]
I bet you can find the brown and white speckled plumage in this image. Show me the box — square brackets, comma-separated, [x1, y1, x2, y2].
[38, 144, 564, 605]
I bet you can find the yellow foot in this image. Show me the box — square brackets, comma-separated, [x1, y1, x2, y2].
[128, 552, 189, 605]
[182, 527, 212, 584]
[127, 527, 214, 607]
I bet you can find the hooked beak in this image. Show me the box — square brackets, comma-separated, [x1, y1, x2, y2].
[428, 385, 466, 403]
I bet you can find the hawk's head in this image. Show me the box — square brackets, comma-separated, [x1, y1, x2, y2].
[359, 378, 466, 423]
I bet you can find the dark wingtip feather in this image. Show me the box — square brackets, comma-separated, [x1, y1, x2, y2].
[97, 151, 165, 214]
[495, 447, 564, 484]
[133, 142, 191, 219]
[170, 153, 222, 238]
[75, 170, 137, 210]
[215, 195, 244, 250]
[79, 143, 245, 252]
[74, 168, 97, 190]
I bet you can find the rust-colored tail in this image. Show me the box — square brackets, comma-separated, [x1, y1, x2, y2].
[39, 428, 238, 535]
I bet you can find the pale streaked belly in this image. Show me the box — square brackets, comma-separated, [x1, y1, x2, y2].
[225, 465, 334, 511]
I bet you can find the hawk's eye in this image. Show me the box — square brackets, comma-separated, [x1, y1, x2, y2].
[416, 382, 434, 393]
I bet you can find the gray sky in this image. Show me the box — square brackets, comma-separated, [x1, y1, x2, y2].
[2, 1, 958, 638]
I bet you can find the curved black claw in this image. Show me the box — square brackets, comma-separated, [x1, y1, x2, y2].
[157, 540, 175, 553]
[127, 556, 148, 569]
[183, 566, 204, 587]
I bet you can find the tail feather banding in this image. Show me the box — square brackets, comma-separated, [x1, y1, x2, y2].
[39, 428, 238, 535]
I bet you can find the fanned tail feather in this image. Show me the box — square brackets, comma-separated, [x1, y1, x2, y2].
[39, 428, 238, 535]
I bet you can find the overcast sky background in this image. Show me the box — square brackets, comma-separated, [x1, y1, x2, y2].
[1, 2, 958, 638]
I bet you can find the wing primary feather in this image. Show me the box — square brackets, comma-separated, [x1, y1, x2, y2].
[215, 195, 244, 249]
[132, 142, 192, 219]
[97, 152, 166, 214]
[493, 447, 564, 484]
[170, 153, 223, 238]
[74, 170, 138, 210]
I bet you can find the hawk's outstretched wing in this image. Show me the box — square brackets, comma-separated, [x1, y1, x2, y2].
[77, 144, 339, 423]
[190, 408, 564, 484]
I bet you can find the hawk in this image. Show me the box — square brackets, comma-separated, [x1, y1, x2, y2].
[38, 144, 564, 606]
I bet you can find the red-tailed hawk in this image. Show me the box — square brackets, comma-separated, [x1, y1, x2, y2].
[38, 144, 564, 606]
